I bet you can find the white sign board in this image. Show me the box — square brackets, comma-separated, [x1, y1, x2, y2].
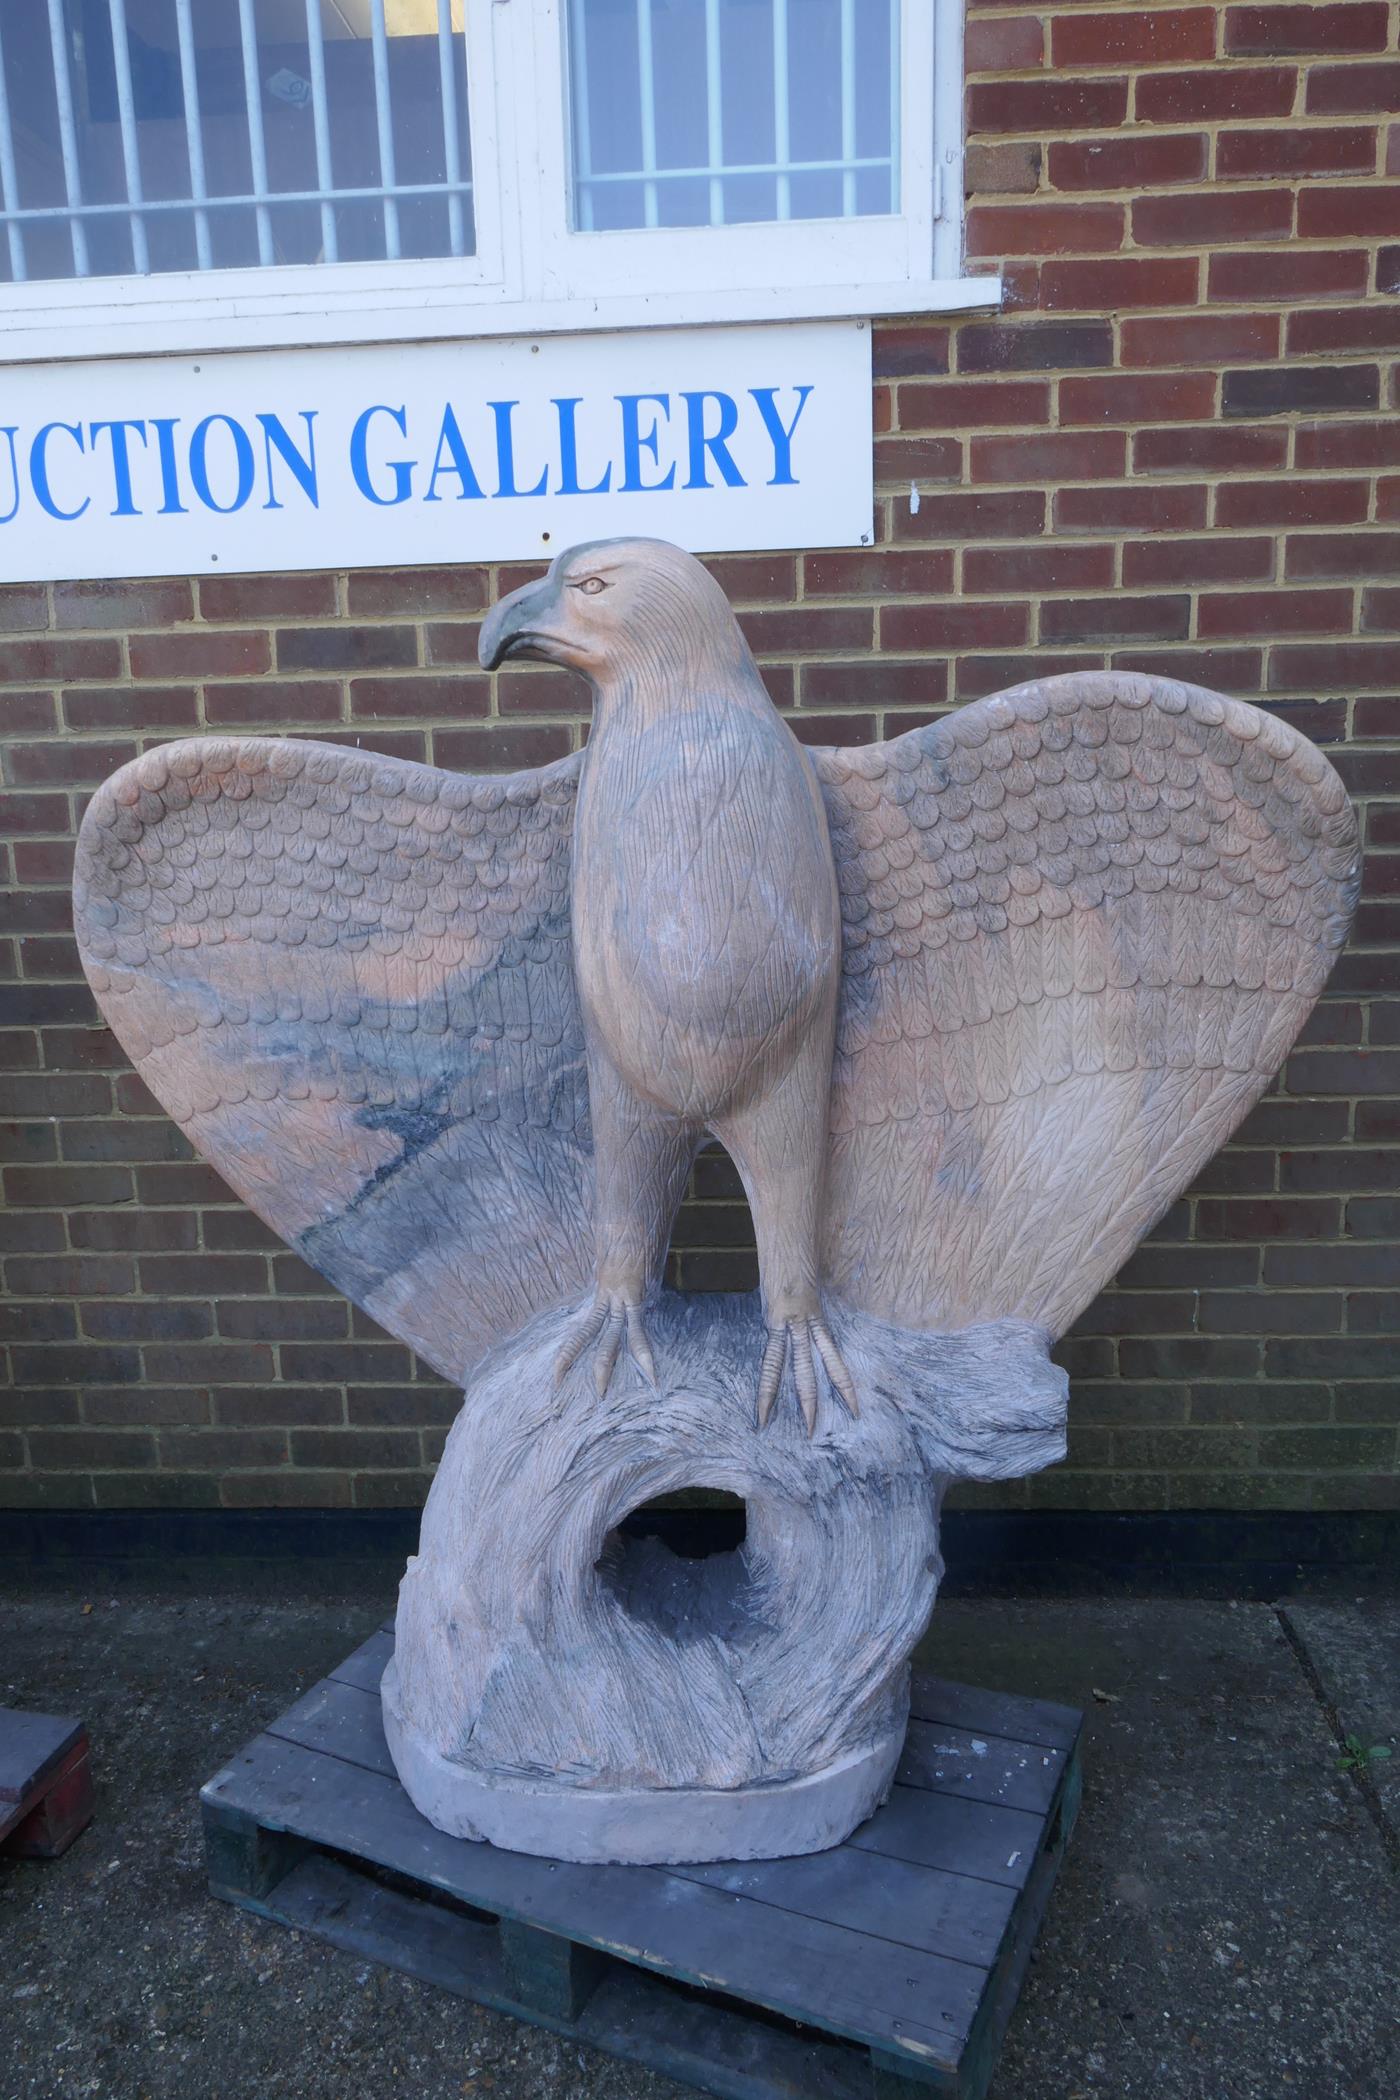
[0, 322, 872, 583]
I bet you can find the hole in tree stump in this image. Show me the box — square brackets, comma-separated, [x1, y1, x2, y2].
[619, 1490, 747, 1559]
[601, 1491, 762, 1642]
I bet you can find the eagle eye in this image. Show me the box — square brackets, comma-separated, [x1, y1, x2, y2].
[571, 576, 608, 596]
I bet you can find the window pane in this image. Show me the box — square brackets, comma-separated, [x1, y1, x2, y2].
[0, 0, 474, 286]
[567, 0, 899, 233]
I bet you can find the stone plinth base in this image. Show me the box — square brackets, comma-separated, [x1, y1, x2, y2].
[382, 1684, 904, 1864]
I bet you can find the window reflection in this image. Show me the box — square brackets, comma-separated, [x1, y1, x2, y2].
[0, 0, 473, 284]
[567, 0, 899, 233]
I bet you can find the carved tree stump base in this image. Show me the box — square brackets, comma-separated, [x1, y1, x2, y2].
[383, 1292, 1065, 1865]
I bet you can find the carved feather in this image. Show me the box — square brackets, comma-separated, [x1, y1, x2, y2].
[813, 671, 1359, 1338]
[75, 736, 592, 1383]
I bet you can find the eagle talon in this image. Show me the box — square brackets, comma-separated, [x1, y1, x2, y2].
[555, 1292, 657, 1398]
[756, 1314, 859, 1435]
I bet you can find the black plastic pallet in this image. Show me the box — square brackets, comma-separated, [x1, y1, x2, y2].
[201, 1624, 1081, 2100]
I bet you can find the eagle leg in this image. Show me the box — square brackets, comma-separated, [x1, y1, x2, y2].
[556, 1072, 697, 1401]
[712, 1024, 857, 1437]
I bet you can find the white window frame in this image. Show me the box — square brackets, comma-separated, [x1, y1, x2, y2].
[0, 0, 997, 367]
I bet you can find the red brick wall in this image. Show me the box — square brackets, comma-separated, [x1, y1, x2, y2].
[2, 0, 1397, 1514]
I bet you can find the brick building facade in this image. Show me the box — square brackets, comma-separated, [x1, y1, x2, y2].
[2, 0, 1397, 1518]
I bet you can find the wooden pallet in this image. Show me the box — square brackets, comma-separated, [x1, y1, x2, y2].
[0, 1707, 94, 1859]
[202, 1625, 1081, 2100]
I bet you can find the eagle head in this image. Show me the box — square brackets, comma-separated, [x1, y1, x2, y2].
[478, 538, 744, 684]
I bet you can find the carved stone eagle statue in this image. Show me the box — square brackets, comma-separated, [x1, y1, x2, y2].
[74, 538, 1358, 1432]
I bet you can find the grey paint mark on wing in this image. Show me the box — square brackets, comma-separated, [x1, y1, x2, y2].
[351, 1084, 458, 1209]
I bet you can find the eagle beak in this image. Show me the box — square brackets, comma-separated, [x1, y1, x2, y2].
[478, 576, 561, 670]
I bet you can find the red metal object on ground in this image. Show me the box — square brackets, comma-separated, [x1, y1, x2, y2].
[0, 1709, 94, 1860]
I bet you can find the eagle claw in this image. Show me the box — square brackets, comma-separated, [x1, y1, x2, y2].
[756, 1314, 859, 1436]
[555, 1291, 657, 1398]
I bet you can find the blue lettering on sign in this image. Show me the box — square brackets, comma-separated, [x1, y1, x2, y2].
[89, 420, 149, 517]
[350, 404, 414, 506]
[31, 422, 90, 520]
[0, 428, 19, 525]
[553, 397, 611, 497]
[0, 380, 823, 527]
[424, 405, 484, 503]
[258, 412, 319, 510]
[617, 394, 676, 494]
[189, 414, 256, 513]
[750, 385, 813, 485]
[149, 419, 188, 514]
[682, 391, 744, 490]
[490, 401, 549, 500]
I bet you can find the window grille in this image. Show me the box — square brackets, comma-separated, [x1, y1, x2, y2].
[567, 0, 899, 234]
[0, 0, 473, 284]
[0, 0, 990, 362]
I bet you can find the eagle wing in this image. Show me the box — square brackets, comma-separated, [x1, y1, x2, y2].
[74, 735, 592, 1383]
[811, 673, 1359, 1339]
